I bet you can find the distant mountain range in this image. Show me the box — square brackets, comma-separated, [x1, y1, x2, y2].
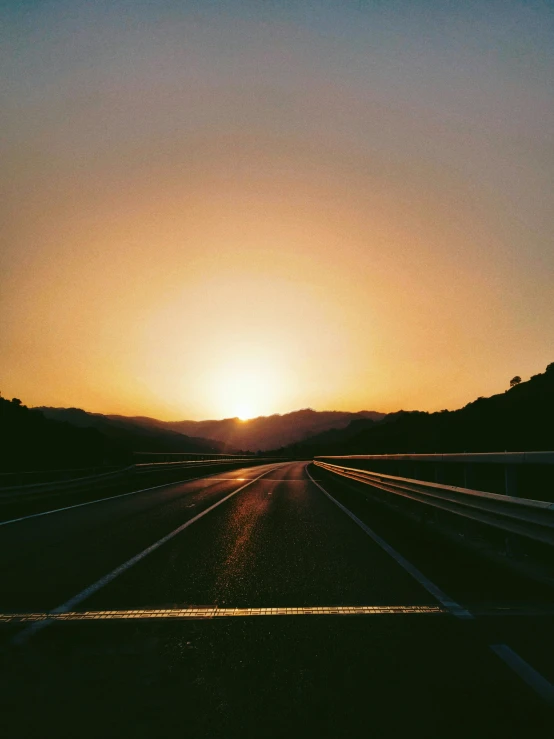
[37, 408, 386, 453]
[11, 362, 552, 470]
[36, 407, 235, 454]
[108, 409, 385, 451]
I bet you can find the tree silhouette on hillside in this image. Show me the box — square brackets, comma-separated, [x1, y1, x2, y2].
[280, 363, 554, 456]
[0, 396, 129, 472]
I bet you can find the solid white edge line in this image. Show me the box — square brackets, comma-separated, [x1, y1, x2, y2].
[490, 644, 554, 707]
[305, 464, 473, 620]
[308, 464, 554, 708]
[0, 464, 281, 527]
[12, 465, 284, 645]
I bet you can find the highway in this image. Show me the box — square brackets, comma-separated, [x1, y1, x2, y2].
[1, 461, 553, 737]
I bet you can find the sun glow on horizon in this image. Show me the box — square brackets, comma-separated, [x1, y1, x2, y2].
[209, 356, 285, 422]
[1, 2, 553, 418]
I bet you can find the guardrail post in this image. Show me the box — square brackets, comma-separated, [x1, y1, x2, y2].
[504, 465, 518, 496]
[464, 464, 476, 490]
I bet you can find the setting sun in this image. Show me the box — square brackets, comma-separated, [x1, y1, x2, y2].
[209, 357, 283, 421]
[1, 3, 552, 733]
[1, 0, 552, 423]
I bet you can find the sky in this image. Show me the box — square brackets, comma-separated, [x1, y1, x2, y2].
[1, 0, 553, 420]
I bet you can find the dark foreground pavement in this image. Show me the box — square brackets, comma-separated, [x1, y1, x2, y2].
[1, 461, 553, 737]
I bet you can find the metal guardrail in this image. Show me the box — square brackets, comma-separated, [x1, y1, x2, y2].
[133, 452, 257, 464]
[315, 452, 554, 497]
[136, 458, 255, 470]
[314, 459, 554, 547]
[133, 457, 282, 474]
[0, 465, 123, 487]
[0, 466, 134, 502]
[0, 454, 264, 488]
[0, 457, 287, 503]
[315, 453, 554, 464]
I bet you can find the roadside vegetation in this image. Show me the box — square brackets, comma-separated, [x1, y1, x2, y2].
[0, 396, 129, 472]
[278, 363, 554, 456]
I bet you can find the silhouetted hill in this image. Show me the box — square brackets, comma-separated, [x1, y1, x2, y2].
[109, 409, 386, 452]
[36, 407, 236, 454]
[280, 416, 380, 449]
[0, 398, 129, 472]
[279, 364, 554, 456]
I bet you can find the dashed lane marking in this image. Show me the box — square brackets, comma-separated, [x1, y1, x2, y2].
[1, 605, 446, 622]
[4, 603, 554, 624]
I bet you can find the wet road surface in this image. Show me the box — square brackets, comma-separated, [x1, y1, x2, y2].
[1, 461, 553, 737]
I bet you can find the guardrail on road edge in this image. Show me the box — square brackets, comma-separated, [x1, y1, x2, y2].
[314, 458, 554, 548]
[315, 452, 554, 498]
[0, 457, 289, 504]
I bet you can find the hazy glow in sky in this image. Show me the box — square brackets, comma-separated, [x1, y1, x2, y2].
[1, 1, 553, 419]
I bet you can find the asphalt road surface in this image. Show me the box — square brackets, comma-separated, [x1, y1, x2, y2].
[1, 461, 553, 738]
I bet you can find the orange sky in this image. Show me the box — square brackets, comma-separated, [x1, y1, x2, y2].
[1, 2, 553, 420]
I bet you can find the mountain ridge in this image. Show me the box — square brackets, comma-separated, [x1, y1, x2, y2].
[106, 408, 385, 451]
[36, 407, 386, 452]
[35, 407, 238, 454]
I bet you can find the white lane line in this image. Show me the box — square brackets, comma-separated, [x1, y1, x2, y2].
[0, 468, 280, 527]
[12, 467, 280, 645]
[305, 464, 473, 620]
[306, 466, 554, 708]
[490, 644, 554, 707]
